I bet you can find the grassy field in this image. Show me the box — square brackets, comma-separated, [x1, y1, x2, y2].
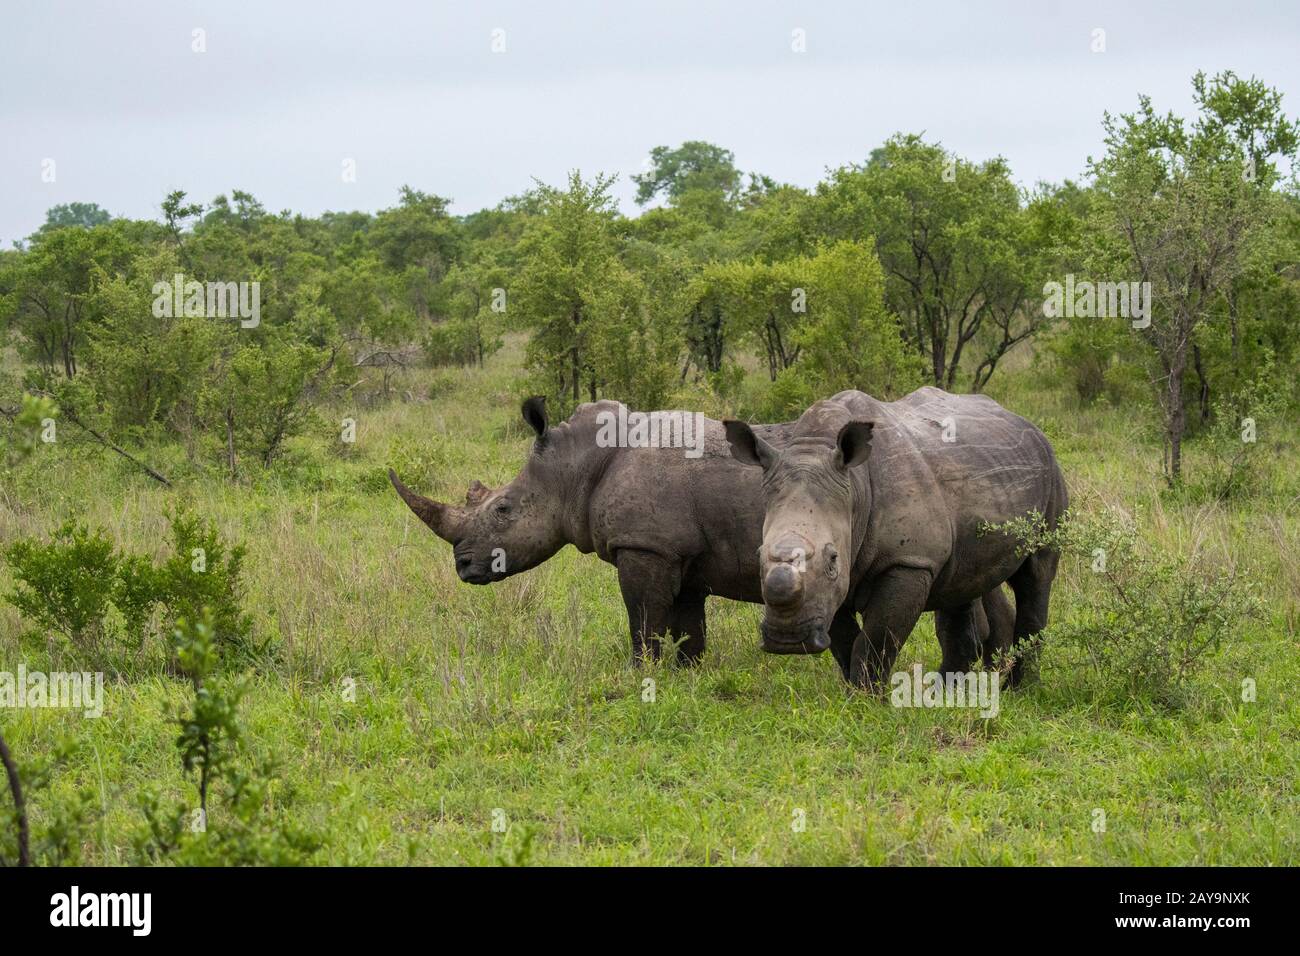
[2, 336, 1298, 865]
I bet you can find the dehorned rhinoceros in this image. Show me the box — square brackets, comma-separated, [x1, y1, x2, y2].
[390, 396, 1015, 667]
[724, 387, 1066, 689]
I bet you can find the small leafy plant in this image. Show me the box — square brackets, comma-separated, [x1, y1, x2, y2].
[134, 611, 321, 866]
[3, 505, 258, 670]
[0, 393, 59, 466]
[1186, 360, 1285, 503]
[985, 506, 1261, 706]
[2, 520, 155, 666]
[0, 733, 95, 867]
[156, 505, 256, 661]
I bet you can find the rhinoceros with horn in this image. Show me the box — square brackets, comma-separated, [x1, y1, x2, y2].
[391, 395, 1014, 668]
[724, 387, 1067, 689]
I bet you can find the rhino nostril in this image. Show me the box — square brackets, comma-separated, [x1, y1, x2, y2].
[456, 555, 472, 575]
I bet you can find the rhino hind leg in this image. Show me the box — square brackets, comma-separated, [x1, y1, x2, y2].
[670, 591, 707, 666]
[978, 585, 1016, 673]
[935, 600, 983, 676]
[1006, 549, 1060, 688]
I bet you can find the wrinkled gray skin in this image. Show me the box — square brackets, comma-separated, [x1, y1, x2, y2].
[725, 387, 1066, 689]
[390, 396, 1014, 667]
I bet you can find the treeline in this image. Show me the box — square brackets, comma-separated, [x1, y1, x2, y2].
[1, 70, 1298, 486]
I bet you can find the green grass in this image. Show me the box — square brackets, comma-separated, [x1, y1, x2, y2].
[2, 337, 1298, 865]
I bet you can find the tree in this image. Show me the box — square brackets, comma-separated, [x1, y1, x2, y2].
[1198, 191, 1300, 417]
[633, 141, 742, 205]
[83, 245, 222, 434]
[816, 135, 1044, 390]
[36, 202, 113, 234]
[721, 257, 811, 381]
[513, 171, 625, 410]
[200, 337, 331, 472]
[427, 260, 507, 368]
[161, 190, 204, 270]
[682, 262, 733, 376]
[202, 191, 267, 233]
[0, 222, 136, 377]
[368, 187, 460, 319]
[792, 240, 924, 401]
[723, 183, 817, 262]
[1089, 71, 1299, 483]
[585, 264, 678, 411]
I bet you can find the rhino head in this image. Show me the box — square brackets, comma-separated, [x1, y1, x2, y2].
[390, 396, 567, 584]
[723, 417, 875, 654]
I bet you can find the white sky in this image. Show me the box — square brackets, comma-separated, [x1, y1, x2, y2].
[1, 0, 1297, 245]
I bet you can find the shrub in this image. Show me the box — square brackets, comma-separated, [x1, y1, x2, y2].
[1184, 359, 1285, 502]
[986, 506, 1261, 706]
[3, 507, 257, 668]
[424, 317, 501, 368]
[1045, 319, 1124, 404]
[3, 515, 126, 658]
[134, 612, 322, 865]
[157, 505, 257, 661]
[0, 393, 59, 465]
[382, 435, 442, 491]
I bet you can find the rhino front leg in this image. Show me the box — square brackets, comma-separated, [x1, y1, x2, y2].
[616, 549, 682, 665]
[670, 591, 707, 666]
[827, 605, 862, 682]
[848, 567, 931, 691]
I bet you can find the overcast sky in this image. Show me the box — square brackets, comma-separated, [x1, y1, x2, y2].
[2, 0, 1297, 245]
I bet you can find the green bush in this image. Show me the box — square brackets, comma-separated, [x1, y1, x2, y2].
[379, 434, 443, 492]
[0, 394, 59, 466]
[133, 612, 322, 865]
[3, 521, 153, 663]
[157, 505, 256, 661]
[424, 317, 501, 368]
[1183, 358, 1285, 502]
[3, 507, 256, 668]
[986, 506, 1261, 707]
[1044, 318, 1138, 405]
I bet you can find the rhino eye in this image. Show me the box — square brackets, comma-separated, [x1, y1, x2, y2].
[824, 545, 839, 579]
[494, 501, 511, 515]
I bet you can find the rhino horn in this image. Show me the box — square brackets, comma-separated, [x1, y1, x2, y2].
[389, 469, 465, 542]
[763, 563, 804, 608]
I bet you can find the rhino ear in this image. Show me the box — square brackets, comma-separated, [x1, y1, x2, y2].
[466, 480, 491, 506]
[521, 396, 548, 440]
[724, 420, 777, 470]
[835, 420, 874, 471]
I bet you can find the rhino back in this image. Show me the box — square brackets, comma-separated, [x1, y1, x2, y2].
[821, 388, 1066, 602]
[577, 411, 794, 603]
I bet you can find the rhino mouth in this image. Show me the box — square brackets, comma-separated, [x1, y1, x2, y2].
[760, 617, 830, 654]
[455, 551, 507, 585]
